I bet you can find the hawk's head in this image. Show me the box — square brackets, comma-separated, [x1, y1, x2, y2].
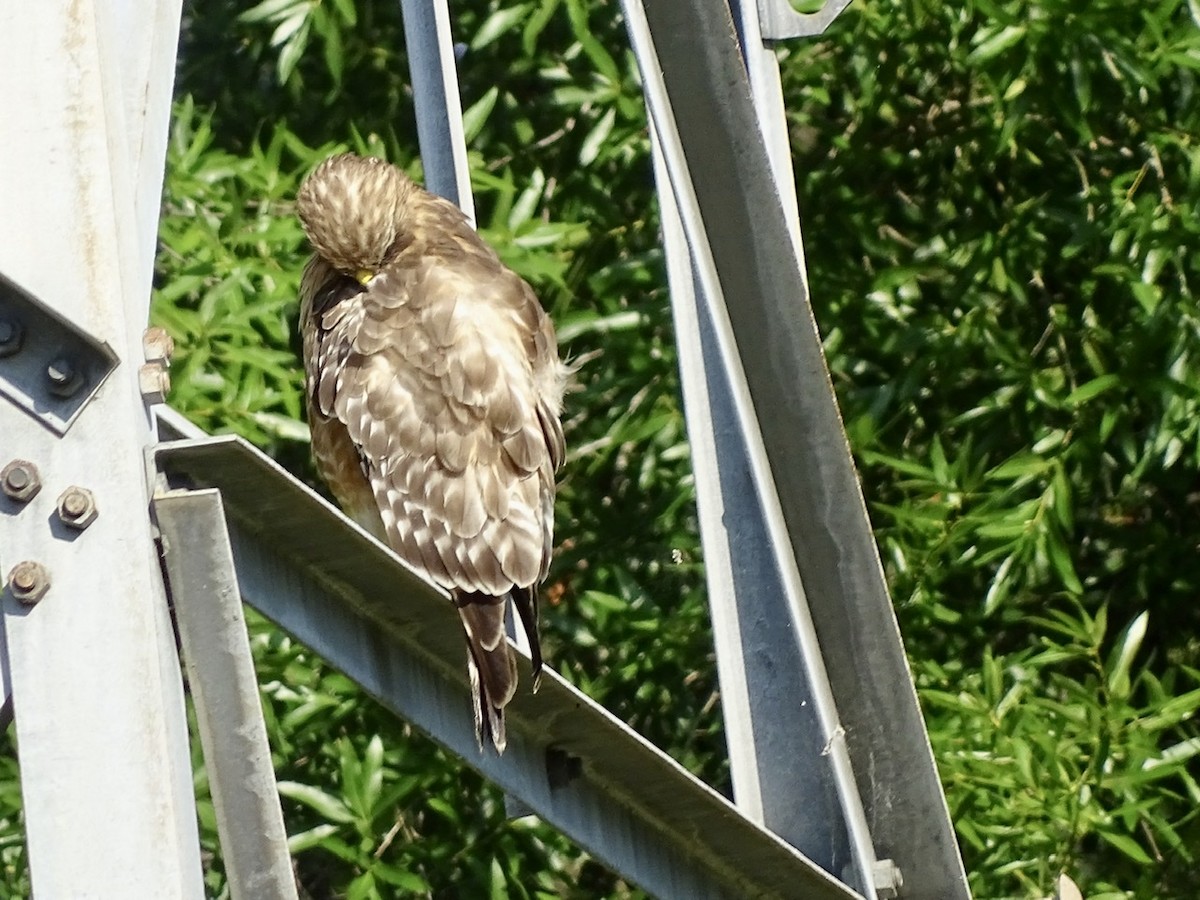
[297, 153, 415, 283]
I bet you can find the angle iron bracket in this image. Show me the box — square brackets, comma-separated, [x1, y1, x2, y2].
[757, 0, 854, 40]
[0, 271, 119, 435]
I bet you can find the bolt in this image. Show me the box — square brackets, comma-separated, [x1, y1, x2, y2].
[142, 326, 174, 364]
[57, 486, 98, 530]
[8, 561, 50, 605]
[546, 747, 583, 789]
[1, 459, 41, 502]
[46, 357, 83, 398]
[0, 318, 22, 358]
[873, 859, 904, 900]
[138, 361, 171, 405]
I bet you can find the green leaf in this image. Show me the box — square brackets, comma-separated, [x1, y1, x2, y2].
[1097, 829, 1154, 864]
[987, 453, 1051, 481]
[250, 411, 310, 442]
[579, 107, 616, 166]
[1107, 611, 1148, 698]
[462, 86, 500, 144]
[968, 25, 1027, 64]
[278, 781, 355, 823]
[522, 0, 562, 55]
[1046, 529, 1084, 595]
[564, 0, 621, 84]
[276, 19, 310, 84]
[287, 823, 340, 853]
[374, 866, 430, 892]
[471, 5, 529, 50]
[239, 0, 304, 25]
[1002, 77, 1027, 101]
[330, 0, 356, 25]
[321, 11, 345, 86]
[1065, 374, 1121, 407]
[269, 8, 308, 47]
[983, 553, 1016, 616]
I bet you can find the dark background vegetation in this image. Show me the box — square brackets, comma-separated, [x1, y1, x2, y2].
[3, 1, 1199, 897]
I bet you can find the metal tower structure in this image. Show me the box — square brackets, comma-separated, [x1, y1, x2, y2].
[0, 1, 970, 898]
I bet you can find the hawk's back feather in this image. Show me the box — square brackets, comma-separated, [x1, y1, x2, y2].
[298, 155, 566, 751]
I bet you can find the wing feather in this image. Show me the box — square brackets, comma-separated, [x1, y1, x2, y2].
[302, 250, 562, 598]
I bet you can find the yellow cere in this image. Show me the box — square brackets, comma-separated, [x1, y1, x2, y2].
[355, 269, 375, 285]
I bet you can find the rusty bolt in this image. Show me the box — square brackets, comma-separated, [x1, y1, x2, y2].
[57, 486, 98, 530]
[1, 459, 41, 502]
[46, 357, 83, 398]
[138, 362, 170, 405]
[8, 561, 50, 605]
[0, 318, 22, 358]
[142, 326, 174, 364]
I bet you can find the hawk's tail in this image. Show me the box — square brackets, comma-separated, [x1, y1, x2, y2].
[457, 589, 542, 753]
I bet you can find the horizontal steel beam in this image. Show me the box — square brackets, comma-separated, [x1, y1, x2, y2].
[153, 431, 859, 900]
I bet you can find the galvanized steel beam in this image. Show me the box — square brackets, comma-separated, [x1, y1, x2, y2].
[651, 129, 870, 890]
[156, 490, 299, 900]
[155, 432, 861, 900]
[0, 1, 203, 895]
[627, 0, 972, 896]
[398, 0, 476, 225]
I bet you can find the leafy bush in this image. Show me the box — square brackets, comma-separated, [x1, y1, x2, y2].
[2, 1, 1198, 898]
[784, 0, 1200, 895]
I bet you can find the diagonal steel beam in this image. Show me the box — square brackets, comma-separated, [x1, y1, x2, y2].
[156, 489, 299, 900]
[397, 0, 475, 225]
[625, 0, 971, 896]
[154, 430, 861, 900]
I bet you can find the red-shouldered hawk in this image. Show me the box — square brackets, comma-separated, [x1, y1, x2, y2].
[296, 153, 568, 752]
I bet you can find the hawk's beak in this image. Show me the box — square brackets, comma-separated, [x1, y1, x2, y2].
[355, 268, 376, 285]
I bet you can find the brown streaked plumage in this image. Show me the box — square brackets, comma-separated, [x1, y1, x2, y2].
[296, 153, 568, 752]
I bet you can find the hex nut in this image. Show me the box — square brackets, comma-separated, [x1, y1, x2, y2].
[1, 459, 41, 502]
[138, 362, 170, 405]
[57, 486, 98, 530]
[8, 561, 50, 605]
[873, 859, 904, 900]
[142, 326, 175, 364]
[0, 318, 22, 358]
[46, 357, 84, 398]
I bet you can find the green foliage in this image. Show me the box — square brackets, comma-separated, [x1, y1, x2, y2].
[159, 0, 1200, 896]
[2, 0, 1197, 898]
[783, 0, 1200, 895]
[924, 607, 1200, 895]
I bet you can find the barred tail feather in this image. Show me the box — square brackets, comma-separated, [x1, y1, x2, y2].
[511, 584, 543, 691]
[457, 592, 517, 752]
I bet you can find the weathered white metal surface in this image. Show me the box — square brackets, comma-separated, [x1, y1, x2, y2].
[0, 1, 203, 896]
